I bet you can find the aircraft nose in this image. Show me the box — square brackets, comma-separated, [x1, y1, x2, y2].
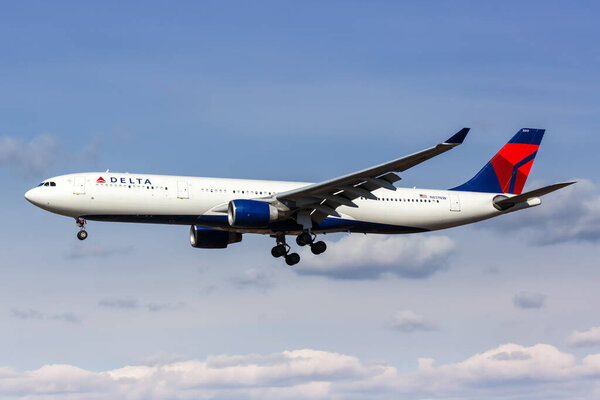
[24, 188, 42, 206]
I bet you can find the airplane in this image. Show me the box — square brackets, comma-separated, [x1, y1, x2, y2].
[24, 128, 574, 266]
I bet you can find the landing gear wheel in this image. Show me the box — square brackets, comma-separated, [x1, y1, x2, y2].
[271, 244, 287, 258]
[310, 241, 326, 255]
[285, 252, 300, 266]
[296, 232, 313, 246]
[77, 230, 88, 241]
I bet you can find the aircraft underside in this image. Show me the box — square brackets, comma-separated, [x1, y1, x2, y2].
[83, 214, 428, 235]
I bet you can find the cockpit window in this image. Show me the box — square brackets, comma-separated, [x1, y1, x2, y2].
[37, 182, 44, 186]
[44, 182, 50, 186]
[50, 182, 56, 186]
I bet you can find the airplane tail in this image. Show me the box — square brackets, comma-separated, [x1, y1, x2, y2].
[451, 128, 545, 194]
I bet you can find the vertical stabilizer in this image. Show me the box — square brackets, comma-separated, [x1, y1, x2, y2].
[451, 128, 544, 194]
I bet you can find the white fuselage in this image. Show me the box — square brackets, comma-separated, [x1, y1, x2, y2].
[24, 172, 513, 235]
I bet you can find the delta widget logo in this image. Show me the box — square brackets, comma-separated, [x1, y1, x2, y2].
[96, 176, 152, 185]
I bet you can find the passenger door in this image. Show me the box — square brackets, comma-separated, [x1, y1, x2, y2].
[73, 176, 86, 195]
[177, 181, 189, 199]
[449, 193, 461, 211]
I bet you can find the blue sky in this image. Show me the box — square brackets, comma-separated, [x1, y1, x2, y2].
[1, 1, 600, 399]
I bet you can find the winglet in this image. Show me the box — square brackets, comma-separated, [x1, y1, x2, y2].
[445, 128, 470, 145]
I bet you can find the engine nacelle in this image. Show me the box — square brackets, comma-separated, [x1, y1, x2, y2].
[228, 199, 279, 228]
[189, 226, 242, 249]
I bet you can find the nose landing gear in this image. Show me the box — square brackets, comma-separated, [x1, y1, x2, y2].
[76, 217, 88, 240]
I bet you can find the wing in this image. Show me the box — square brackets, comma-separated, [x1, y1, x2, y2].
[275, 128, 470, 223]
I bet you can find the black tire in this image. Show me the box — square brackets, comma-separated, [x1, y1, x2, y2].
[311, 241, 326, 255]
[271, 244, 286, 258]
[285, 253, 300, 266]
[77, 230, 88, 241]
[296, 232, 312, 246]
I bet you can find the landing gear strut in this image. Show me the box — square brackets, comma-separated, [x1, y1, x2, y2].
[271, 233, 300, 266]
[76, 217, 88, 240]
[295, 231, 327, 255]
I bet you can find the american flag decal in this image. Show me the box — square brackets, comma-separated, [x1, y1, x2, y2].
[420, 194, 427, 199]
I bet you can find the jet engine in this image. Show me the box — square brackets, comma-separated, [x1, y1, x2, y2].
[228, 199, 279, 228]
[189, 226, 242, 248]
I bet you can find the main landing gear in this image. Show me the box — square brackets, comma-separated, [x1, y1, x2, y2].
[76, 217, 88, 240]
[271, 231, 327, 266]
[271, 234, 300, 266]
[295, 231, 327, 255]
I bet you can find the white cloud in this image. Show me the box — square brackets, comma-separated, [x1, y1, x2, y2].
[568, 327, 600, 348]
[0, 134, 60, 178]
[485, 179, 600, 244]
[388, 310, 436, 332]
[513, 291, 546, 309]
[1, 345, 600, 399]
[295, 234, 456, 280]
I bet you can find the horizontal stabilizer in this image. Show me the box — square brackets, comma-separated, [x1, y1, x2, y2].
[494, 181, 575, 210]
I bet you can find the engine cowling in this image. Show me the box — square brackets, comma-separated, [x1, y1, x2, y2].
[228, 199, 279, 228]
[189, 226, 242, 249]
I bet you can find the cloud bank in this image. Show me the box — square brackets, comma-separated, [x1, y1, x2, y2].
[1, 344, 600, 399]
[295, 235, 455, 280]
[568, 326, 600, 348]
